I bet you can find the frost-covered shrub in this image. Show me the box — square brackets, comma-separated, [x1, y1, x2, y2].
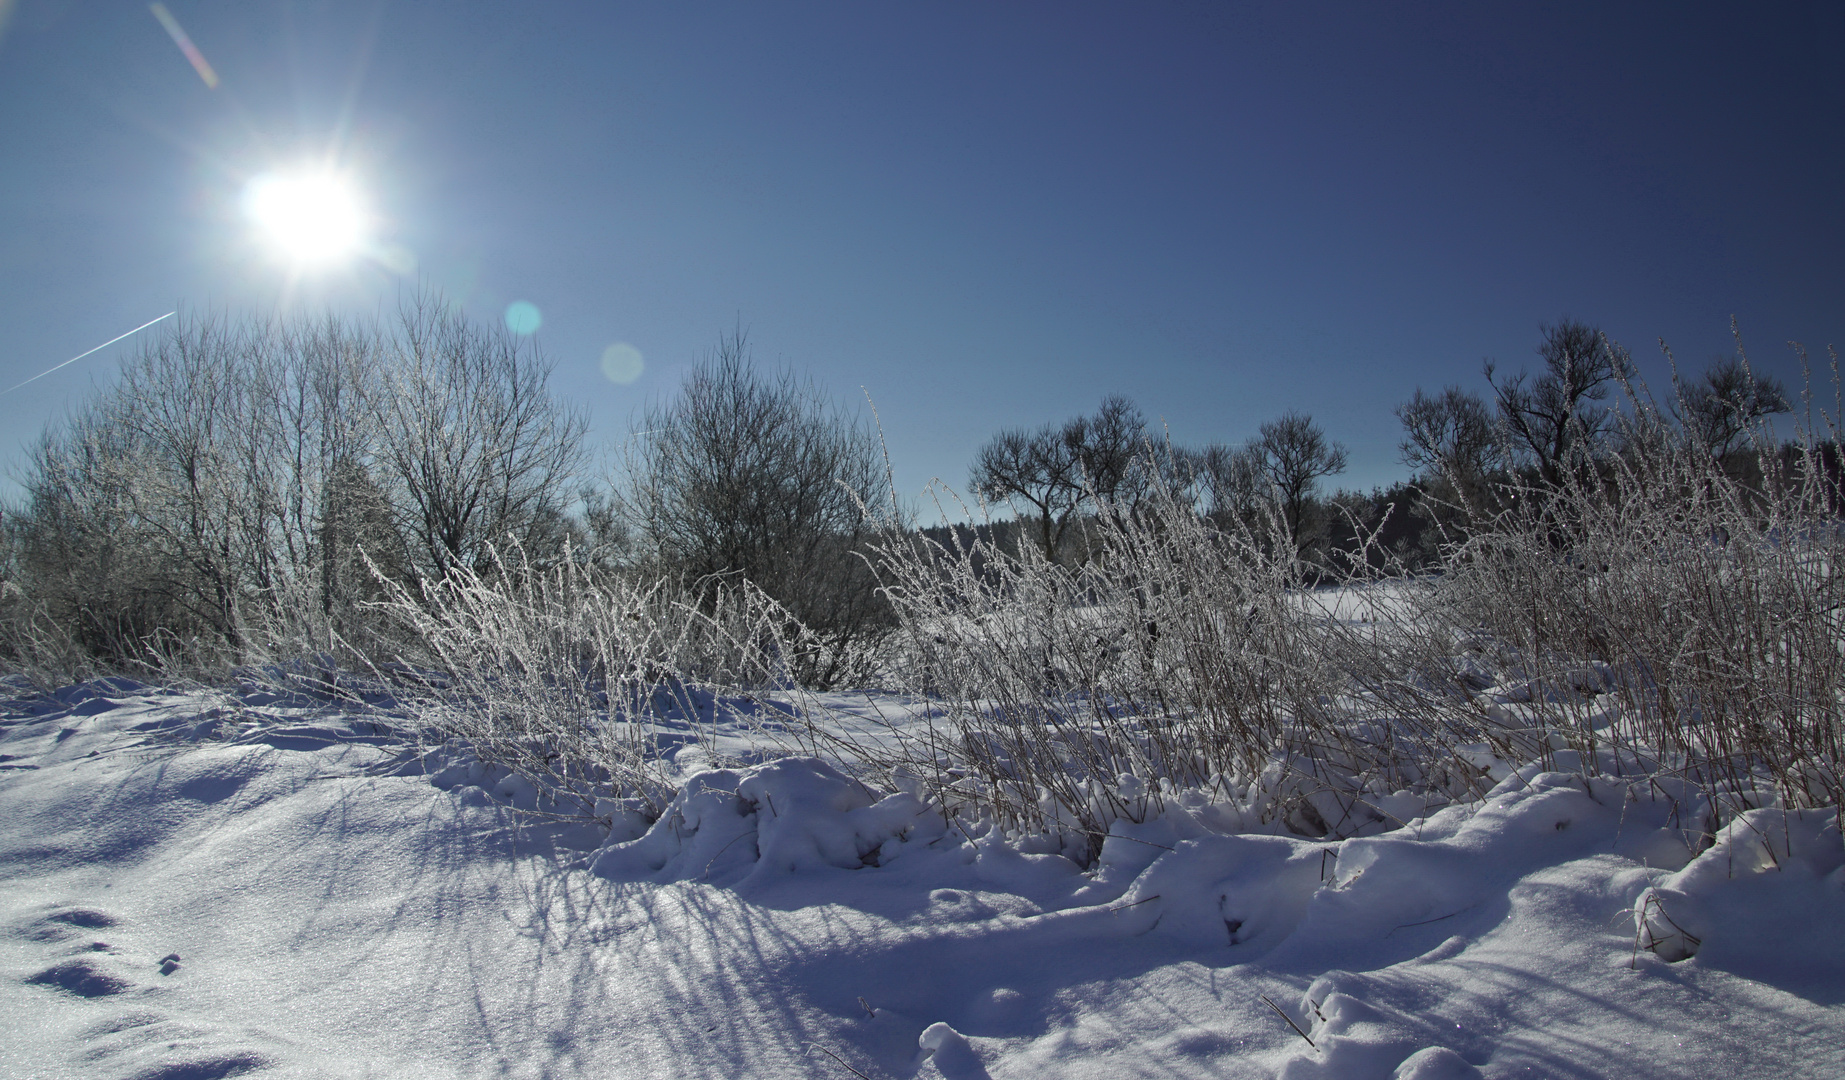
[371, 543, 816, 818]
[617, 332, 896, 689]
[866, 474, 1479, 861]
[863, 353, 1845, 860]
[1437, 380, 1845, 816]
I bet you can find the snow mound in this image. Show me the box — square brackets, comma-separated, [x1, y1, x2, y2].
[1111, 832, 1326, 951]
[1391, 1046, 1484, 1080]
[1105, 771, 1703, 964]
[917, 1020, 988, 1078]
[590, 756, 945, 885]
[1636, 805, 1845, 982]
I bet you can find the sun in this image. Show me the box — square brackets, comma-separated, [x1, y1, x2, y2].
[243, 169, 369, 266]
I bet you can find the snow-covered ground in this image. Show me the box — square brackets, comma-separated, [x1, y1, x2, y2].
[3, 679, 1842, 1079]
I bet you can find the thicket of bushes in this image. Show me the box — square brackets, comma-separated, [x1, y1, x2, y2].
[0, 301, 891, 689]
[0, 299, 590, 674]
[3, 307, 1839, 863]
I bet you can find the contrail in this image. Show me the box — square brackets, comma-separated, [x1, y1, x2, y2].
[4, 311, 175, 395]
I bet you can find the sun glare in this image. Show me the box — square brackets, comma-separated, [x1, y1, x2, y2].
[243, 170, 368, 266]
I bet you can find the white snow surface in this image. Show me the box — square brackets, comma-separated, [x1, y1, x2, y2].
[3, 679, 1842, 1079]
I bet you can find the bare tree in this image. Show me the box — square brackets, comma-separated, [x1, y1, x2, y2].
[1396, 384, 1501, 520]
[286, 317, 401, 622]
[374, 295, 588, 580]
[969, 423, 1086, 563]
[1486, 318, 1635, 485]
[1199, 441, 1270, 532]
[621, 332, 894, 688]
[1249, 411, 1348, 555]
[1081, 397, 1207, 523]
[6, 314, 296, 655]
[1071, 395, 1148, 503]
[9, 406, 187, 661]
[106, 313, 268, 645]
[969, 395, 1156, 563]
[6, 298, 592, 669]
[1397, 386, 1497, 483]
[1676, 355, 1790, 459]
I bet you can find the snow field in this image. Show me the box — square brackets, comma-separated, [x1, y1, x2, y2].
[5, 676, 1844, 1079]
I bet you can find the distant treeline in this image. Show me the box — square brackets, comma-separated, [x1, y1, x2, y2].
[1, 304, 1837, 684]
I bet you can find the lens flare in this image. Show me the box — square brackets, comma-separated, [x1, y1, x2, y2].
[375, 243, 417, 277]
[600, 342, 643, 384]
[243, 171, 367, 266]
[149, 3, 219, 89]
[505, 301, 543, 336]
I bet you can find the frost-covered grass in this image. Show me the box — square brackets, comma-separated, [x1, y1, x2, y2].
[865, 497, 1469, 859]
[855, 461, 1842, 867]
[363, 549, 800, 820]
[1436, 435, 1845, 819]
[263, 391, 1845, 876]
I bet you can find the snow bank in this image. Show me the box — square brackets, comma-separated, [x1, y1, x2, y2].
[6, 682, 1844, 1079]
[1636, 805, 1845, 984]
[1053, 770, 1721, 965]
[590, 756, 946, 885]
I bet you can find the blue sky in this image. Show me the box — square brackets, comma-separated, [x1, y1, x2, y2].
[1, 2, 1840, 510]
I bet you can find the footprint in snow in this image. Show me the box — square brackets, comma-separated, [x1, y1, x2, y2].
[26, 957, 133, 998]
[21, 906, 120, 942]
[49, 906, 119, 929]
[112, 1052, 273, 1080]
[77, 1012, 279, 1079]
[928, 889, 999, 921]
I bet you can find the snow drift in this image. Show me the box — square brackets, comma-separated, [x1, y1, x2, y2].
[6, 682, 1844, 1079]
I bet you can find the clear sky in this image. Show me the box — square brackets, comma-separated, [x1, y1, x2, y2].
[1, 2, 1841, 511]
